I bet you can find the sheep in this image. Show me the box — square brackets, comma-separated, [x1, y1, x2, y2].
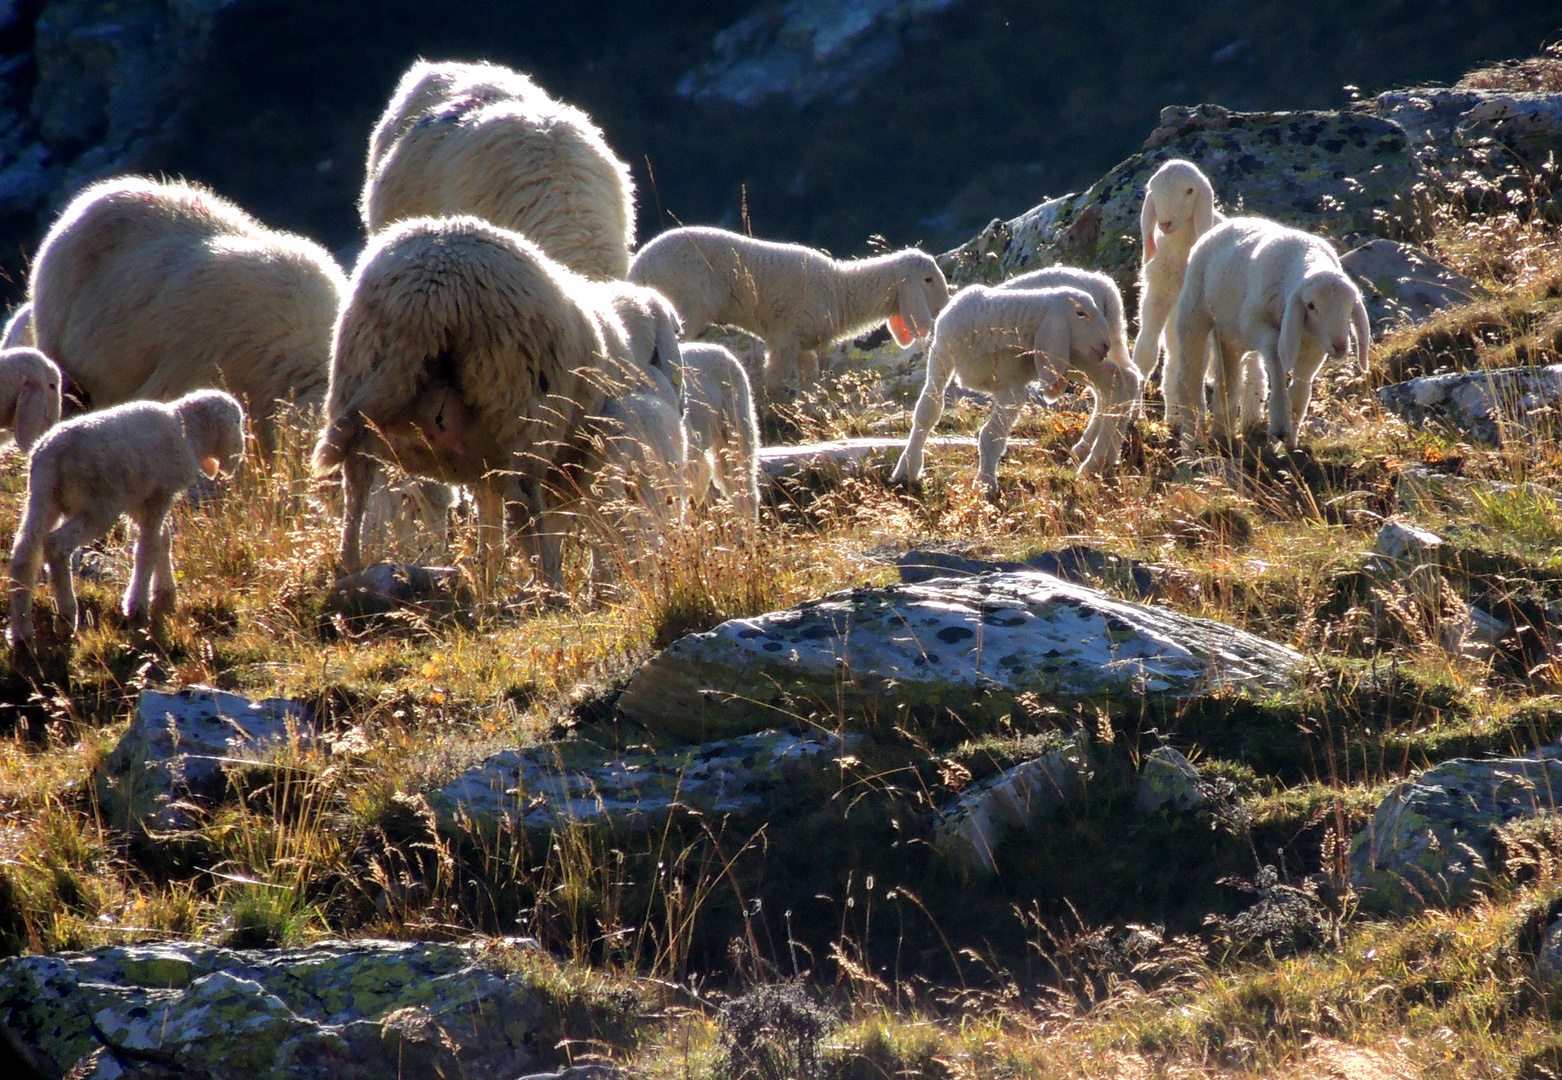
[2, 303, 34, 349]
[26, 177, 346, 448]
[576, 387, 690, 574]
[7, 389, 246, 646]
[998, 266, 1138, 469]
[0, 348, 62, 452]
[1164, 217, 1371, 453]
[627, 226, 950, 390]
[676, 343, 761, 522]
[1131, 159, 1226, 378]
[362, 59, 635, 282]
[890, 285, 1128, 495]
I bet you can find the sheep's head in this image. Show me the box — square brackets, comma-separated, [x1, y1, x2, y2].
[1298, 273, 1367, 361]
[4, 348, 62, 451]
[1031, 287, 1110, 401]
[175, 389, 247, 478]
[1142, 159, 1217, 259]
[888, 250, 950, 347]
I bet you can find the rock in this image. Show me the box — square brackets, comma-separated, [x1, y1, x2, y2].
[896, 544, 1170, 601]
[326, 562, 468, 625]
[1372, 519, 1445, 567]
[0, 938, 584, 1080]
[1378, 364, 1562, 444]
[1339, 239, 1485, 338]
[1436, 599, 1513, 664]
[934, 733, 1092, 874]
[1538, 916, 1562, 985]
[94, 687, 314, 832]
[518, 1068, 620, 1080]
[1136, 746, 1208, 814]
[616, 570, 1304, 743]
[1349, 754, 1562, 912]
[432, 728, 858, 833]
[1395, 465, 1561, 511]
[758, 436, 999, 486]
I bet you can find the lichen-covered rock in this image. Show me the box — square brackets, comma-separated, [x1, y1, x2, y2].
[0, 938, 575, 1080]
[1377, 364, 1562, 444]
[895, 544, 1173, 601]
[1340, 239, 1485, 338]
[1136, 746, 1208, 814]
[432, 729, 858, 832]
[94, 687, 314, 833]
[934, 733, 1091, 874]
[616, 570, 1304, 743]
[1349, 754, 1562, 913]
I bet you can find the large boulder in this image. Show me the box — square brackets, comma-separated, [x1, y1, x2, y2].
[1350, 754, 1562, 913]
[0, 938, 597, 1080]
[1340, 239, 1486, 339]
[616, 570, 1304, 743]
[1377, 364, 1562, 444]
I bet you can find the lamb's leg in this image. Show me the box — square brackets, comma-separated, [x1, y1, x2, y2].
[1250, 328, 1289, 447]
[43, 507, 118, 637]
[1238, 353, 1268, 442]
[1209, 334, 1246, 446]
[126, 498, 175, 627]
[1164, 303, 1213, 454]
[147, 502, 178, 628]
[1287, 342, 1328, 451]
[1077, 363, 1134, 477]
[474, 477, 506, 593]
[975, 388, 1024, 497]
[890, 342, 955, 485]
[7, 504, 53, 646]
[339, 452, 377, 573]
[1131, 271, 1175, 377]
[763, 339, 804, 392]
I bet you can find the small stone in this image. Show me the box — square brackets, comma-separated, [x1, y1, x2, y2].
[1373, 519, 1444, 566]
[1378, 365, 1562, 445]
[326, 562, 467, 625]
[1136, 746, 1208, 814]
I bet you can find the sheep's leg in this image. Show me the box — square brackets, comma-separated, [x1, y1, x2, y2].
[1208, 334, 1246, 446]
[1164, 304, 1213, 454]
[473, 478, 507, 594]
[1238, 353, 1268, 441]
[1249, 328, 1289, 447]
[797, 349, 821, 388]
[125, 498, 174, 627]
[1287, 342, 1328, 451]
[149, 507, 178, 628]
[1077, 364, 1134, 477]
[1131, 274, 1174, 377]
[890, 342, 955, 485]
[7, 506, 53, 646]
[976, 387, 1024, 496]
[763, 339, 804, 391]
[716, 437, 761, 524]
[339, 453, 377, 573]
[43, 508, 117, 637]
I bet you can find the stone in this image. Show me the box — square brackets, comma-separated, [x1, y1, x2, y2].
[325, 562, 468, 626]
[1373, 519, 1445, 567]
[933, 733, 1091, 874]
[758, 436, 997, 486]
[0, 938, 578, 1080]
[432, 728, 858, 833]
[1537, 916, 1562, 985]
[1339, 239, 1485, 338]
[94, 687, 314, 832]
[1136, 746, 1208, 814]
[616, 570, 1304, 743]
[896, 544, 1170, 601]
[1349, 754, 1562, 913]
[1378, 364, 1562, 445]
[1395, 465, 1561, 511]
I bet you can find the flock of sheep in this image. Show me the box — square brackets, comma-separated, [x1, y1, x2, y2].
[0, 58, 1374, 647]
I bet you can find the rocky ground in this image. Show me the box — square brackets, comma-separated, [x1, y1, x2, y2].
[4, 33, 1562, 1080]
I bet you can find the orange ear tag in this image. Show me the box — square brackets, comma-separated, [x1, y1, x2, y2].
[888, 313, 915, 347]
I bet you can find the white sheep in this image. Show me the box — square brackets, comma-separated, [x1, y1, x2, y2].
[677, 343, 761, 522]
[1164, 217, 1371, 452]
[26, 177, 346, 449]
[7, 389, 246, 645]
[1131, 159, 1226, 378]
[362, 59, 636, 282]
[890, 285, 1128, 495]
[2, 303, 34, 349]
[998, 266, 1139, 468]
[574, 387, 690, 574]
[627, 226, 950, 390]
[0, 348, 62, 452]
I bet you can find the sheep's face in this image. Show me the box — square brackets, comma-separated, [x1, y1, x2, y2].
[1068, 299, 1112, 364]
[1147, 162, 1213, 235]
[888, 252, 950, 346]
[1300, 277, 1359, 359]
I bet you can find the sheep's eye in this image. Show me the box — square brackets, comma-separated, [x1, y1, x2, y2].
[1186, 187, 1194, 194]
[924, 275, 933, 283]
[1307, 301, 1317, 311]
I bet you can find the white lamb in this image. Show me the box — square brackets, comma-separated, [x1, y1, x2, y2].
[2, 303, 34, 349]
[627, 226, 950, 390]
[1164, 217, 1370, 452]
[26, 177, 346, 449]
[998, 266, 1139, 469]
[0, 348, 62, 452]
[1131, 159, 1226, 378]
[890, 285, 1126, 495]
[676, 343, 761, 522]
[362, 59, 635, 282]
[7, 389, 246, 645]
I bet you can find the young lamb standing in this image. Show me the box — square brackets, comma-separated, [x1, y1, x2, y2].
[26, 177, 346, 448]
[1131, 159, 1226, 379]
[362, 59, 636, 281]
[890, 285, 1123, 495]
[0, 348, 62, 452]
[627, 226, 950, 390]
[7, 390, 246, 645]
[1164, 217, 1371, 452]
[676, 343, 761, 522]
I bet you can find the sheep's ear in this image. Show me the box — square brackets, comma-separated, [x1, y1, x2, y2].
[1193, 183, 1214, 236]
[199, 456, 222, 479]
[1278, 290, 1307, 377]
[12, 379, 52, 451]
[1140, 189, 1158, 262]
[1031, 310, 1073, 403]
[896, 279, 934, 340]
[1351, 290, 1372, 371]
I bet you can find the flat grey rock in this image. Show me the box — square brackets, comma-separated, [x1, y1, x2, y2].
[759, 436, 994, 485]
[934, 733, 1092, 875]
[1340, 239, 1485, 338]
[1377, 365, 1562, 444]
[896, 544, 1169, 601]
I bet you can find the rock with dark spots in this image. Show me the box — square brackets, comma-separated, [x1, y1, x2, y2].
[1377, 364, 1562, 444]
[1136, 746, 1208, 814]
[1350, 754, 1562, 913]
[0, 938, 573, 1080]
[94, 688, 314, 832]
[1340, 239, 1485, 338]
[617, 570, 1304, 743]
[432, 729, 857, 833]
[896, 544, 1171, 601]
[934, 732, 1092, 874]
[326, 562, 468, 626]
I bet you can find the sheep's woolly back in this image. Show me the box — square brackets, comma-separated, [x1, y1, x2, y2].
[315, 215, 608, 480]
[28, 176, 346, 436]
[362, 59, 635, 281]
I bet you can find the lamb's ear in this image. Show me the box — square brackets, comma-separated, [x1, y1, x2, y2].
[897, 278, 934, 339]
[1140, 188, 1158, 262]
[12, 379, 52, 451]
[1278, 290, 1307, 378]
[1193, 182, 1215, 236]
[1351, 290, 1372, 370]
[1031, 309, 1073, 404]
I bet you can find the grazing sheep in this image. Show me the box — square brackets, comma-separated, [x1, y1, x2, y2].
[7, 389, 246, 645]
[890, 285, 1128, 495]
[677, 343, 761, 522]
[0, 348, 62, 452]
[577, 387, 690, 571]
[27, 177, 346, 447]
[2, 303, 34, 349]
[1131, 159, 1226, 378]
[362, 59, 635, 281]
[999, 266, 1139, 468]
[1164, 217, 1371, 452]
[627, 226, 950, 390]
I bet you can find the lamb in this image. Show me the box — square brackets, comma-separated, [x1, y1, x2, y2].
[676, 343, 761, 522]
[890, 285, 1129, 495]
[627, 226, 950, 390]
[998, 266, 1138, 469]
[26, 177, 346, 448]
[1164, 217, 1371, 452]
[362, 59, 635, 281]
[1131, 159, 1226, 378]
[0, 348, 62, 452]
[7, 389, 246, 646]
[2, 303, 34, 349]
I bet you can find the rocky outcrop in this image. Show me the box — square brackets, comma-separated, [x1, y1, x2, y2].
[616, 570, 1304, 743]
[1377, 364, 1562, 444]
